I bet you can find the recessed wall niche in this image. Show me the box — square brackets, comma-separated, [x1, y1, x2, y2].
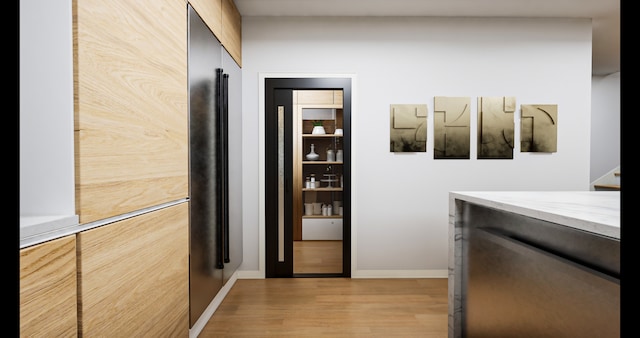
[389, 104, 428, 152]
[477, 96, 516, 159]
[433, 96, 470, 159]
[520, 104, 558, 153]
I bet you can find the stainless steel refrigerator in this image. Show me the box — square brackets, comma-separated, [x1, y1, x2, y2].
[188, 4, 243, 328]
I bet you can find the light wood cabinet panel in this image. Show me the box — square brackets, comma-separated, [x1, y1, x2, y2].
[77, 203, 189, 336]
[20, 235, 77, 337]
[188, 0, 223, 40]
[222, 0, 242, 67]
[296, 90, 343, 106]
[74, 0, 188, 224]
[333, 90, 343, 106]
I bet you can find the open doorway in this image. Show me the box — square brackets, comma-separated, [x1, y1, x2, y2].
[264, 77, 352, 278]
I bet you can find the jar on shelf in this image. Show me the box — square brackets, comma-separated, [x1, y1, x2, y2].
[304, 203, 313, 216]
[326, 149, 335, 162]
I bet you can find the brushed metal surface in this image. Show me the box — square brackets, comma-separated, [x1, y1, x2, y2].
[461, 202, 620, 337]
[188, 4, 224, 328]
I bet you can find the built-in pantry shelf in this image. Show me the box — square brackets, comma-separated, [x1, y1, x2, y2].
[594, 171, 620, 191]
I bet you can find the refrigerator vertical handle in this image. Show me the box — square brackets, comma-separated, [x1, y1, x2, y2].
[223, 72, 230, 263]
[215, 68, 225, 269]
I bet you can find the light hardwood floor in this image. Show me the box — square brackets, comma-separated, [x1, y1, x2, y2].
[294, 240, 342, 274]
[199, 277, 448, 337]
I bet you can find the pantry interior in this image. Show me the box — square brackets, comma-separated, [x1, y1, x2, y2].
[293, 90, 345, 274]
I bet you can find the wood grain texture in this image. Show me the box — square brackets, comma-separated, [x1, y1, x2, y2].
[333, 90, 343, 106]
[20, 235, 77, 337]
[294, 240, 342, 274]
[200, 278, 448, 337]
[222, 0, 242, 67]
[189, 0, 223, 40]
[297, 90, 342, 105]
[77, 203, 189, 337]
[74, 0, 188, 223]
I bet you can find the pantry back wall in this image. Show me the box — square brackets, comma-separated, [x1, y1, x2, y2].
[239, 16, 592, 277]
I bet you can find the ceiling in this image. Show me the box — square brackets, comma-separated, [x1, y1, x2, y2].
[234, 0, 620, 76]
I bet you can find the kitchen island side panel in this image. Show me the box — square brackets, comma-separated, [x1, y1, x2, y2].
[448, 191, 620, 337]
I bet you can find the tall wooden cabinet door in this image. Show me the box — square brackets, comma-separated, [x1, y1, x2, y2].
[20, 235, 77, 337]
[222, 0, 242, 66]
[75, 0, 188, 224]
[77, 203, 189, 337]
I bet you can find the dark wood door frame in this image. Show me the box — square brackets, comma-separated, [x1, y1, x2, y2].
[265, 77, 352, 278]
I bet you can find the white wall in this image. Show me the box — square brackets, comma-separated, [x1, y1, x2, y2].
[590, 72, 620, 182]
[239, 16, 594, 277]
[20, 0, 76, 217]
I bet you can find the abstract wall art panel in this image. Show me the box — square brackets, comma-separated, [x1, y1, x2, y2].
[520, 104, 558, 152]
[390, 104, 428, 152]
[477, 96, 515, 159]
[433, 96, 470, 159]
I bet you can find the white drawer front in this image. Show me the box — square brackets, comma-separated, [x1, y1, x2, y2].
[302, 218, 342, 240]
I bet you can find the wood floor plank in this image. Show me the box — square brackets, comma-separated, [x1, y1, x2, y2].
[294, 240, 342, 274]
[199, 278, 448, 337]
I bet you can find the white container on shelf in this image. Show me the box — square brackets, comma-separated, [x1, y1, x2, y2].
[311, 125, 326, 134]
[306, 144, 319, 160]
[313, 202, 322, 215]
[333, 201, 341, 214]
[327, 149, 335, 162]
[304, 203, 314, 216]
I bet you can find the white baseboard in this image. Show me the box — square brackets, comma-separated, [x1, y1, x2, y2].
[236, 269, 265, 279]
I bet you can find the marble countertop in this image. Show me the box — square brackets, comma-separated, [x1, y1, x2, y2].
[449, 191, 620, 239]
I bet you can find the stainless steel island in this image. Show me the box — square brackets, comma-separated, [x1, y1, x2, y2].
[448, 191, 620, 337]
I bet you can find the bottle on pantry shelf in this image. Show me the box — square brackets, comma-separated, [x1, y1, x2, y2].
[306, 143, 319, 160]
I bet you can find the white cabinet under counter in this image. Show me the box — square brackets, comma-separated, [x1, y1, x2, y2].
[302, 218, 342, 240]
